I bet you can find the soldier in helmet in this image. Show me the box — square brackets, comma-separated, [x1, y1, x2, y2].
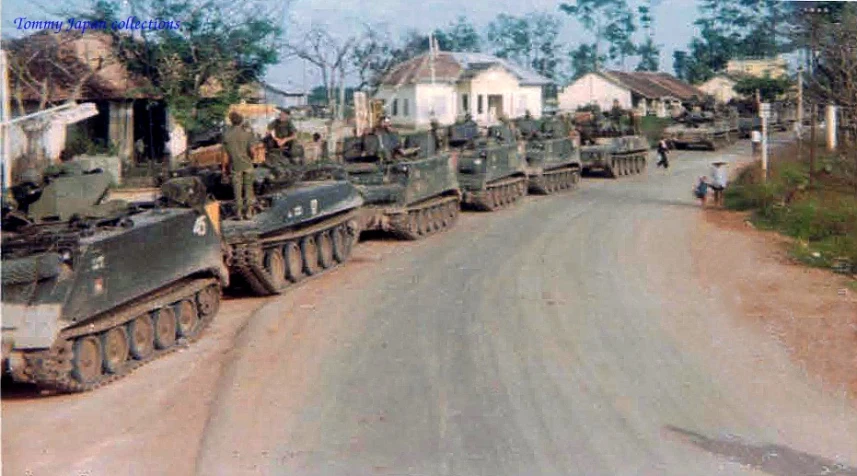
[222, 111, 259, 219]
[371, 116, 402, 160]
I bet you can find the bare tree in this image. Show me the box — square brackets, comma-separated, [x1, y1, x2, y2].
[283, 25, 358, 119]
[802, 5, 857, 189]
[6, 32, 112, 114]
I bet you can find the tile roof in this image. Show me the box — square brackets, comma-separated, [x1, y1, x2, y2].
[380, 52, 551, 87]
[601, 70, 704, 101]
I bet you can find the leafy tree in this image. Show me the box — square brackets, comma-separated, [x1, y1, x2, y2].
[559, 0, 636, 69]
[568, 44, 604, 80]
[73, 0, 282, 136]
[672, 24, 738, 83]
[432, 16, 481, 52]
[732, 75, 792, 102]
[486, 13, 563, 80]
[674, 0, 797, 84]
[635, 2, 660, 71]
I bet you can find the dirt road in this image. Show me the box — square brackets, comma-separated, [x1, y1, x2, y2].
[4, 140, 857, 475]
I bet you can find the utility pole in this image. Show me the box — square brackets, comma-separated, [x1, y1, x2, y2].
[802, 5, 829, 190]
[797, 66, 804, 126]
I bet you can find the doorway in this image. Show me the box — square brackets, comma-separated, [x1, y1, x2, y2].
[133, 100, 168, 164]
[488, 95, 504, 121]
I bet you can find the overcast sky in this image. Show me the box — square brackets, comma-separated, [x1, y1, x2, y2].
[2, 0, 704, 89]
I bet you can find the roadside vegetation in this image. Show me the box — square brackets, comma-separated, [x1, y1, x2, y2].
[725, 141, 857, 276]
[639, 116, 671, 147]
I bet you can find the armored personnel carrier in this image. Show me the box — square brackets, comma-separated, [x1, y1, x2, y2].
[664, 109, 739, 151]
[573, 112, 648, 178]
[515, 117, 582, 193]
[1, 170, 226, 392]
[341, 128, 461, 240]
[446, 122, 527, 210]
[174, 157, 364, 297]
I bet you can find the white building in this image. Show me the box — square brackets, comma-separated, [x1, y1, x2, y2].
[558, 71, 704, 118]
[374, 52, 551, 128]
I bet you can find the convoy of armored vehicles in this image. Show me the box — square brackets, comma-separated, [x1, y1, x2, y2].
[341, 128, 461, 239]
[2, 104, 754, 393]
[573, 113, 649, 178]
[448, 121, 529, 210]
[663, 109, 740, 151]
[514, 117, 582, 193]
[1, 169, 225, 391]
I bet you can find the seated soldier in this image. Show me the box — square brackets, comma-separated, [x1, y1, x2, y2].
[266, 108, 299, 164]
[373, 116, 419, 161]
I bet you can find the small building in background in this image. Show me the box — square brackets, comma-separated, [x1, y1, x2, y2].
[248, 82, 309, 110]
[726, 56, 789, 78]
[4, 30, 182, 178]
[558, 70, 703, 118]
[697, 73, 755, 104]
[374, 52, 552, 128]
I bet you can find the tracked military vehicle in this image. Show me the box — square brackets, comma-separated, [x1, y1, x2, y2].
[446, 122, 527, 210]
[1, 170, 226, 392]
[664, 109, 739, 151]
[514, 117, 582, 192]
[341, 128, 461, 240]
[573, 112, 649, 178]
[174, 156, 364, 297]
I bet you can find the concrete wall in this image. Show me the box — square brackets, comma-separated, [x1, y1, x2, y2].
[415, 83, 456, 126]
[518, 86, 543, 119]
[558, 73, 632, 113]
[375, 84, 420, 126]
[374, 65, 545, 127]
[726, 58, 788, 78]
[465, 67, 526, 124]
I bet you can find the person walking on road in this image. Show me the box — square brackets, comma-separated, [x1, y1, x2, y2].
[656, 137, 670, 169]
[710, 161, 729, 207]
[223, 112, 258, 220]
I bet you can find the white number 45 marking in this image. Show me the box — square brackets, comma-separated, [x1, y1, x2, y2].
[193, 216, 207, 236]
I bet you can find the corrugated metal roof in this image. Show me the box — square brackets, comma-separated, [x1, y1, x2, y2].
[380, 52, 551, 87]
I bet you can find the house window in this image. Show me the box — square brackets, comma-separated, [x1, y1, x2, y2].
[462, 94, 469, 112]
[392, 99, 399, 116]
[403, 99, 409, 117]
[477, 95, 484, 114]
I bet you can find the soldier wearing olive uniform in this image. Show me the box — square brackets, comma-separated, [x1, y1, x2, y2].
[266, 108, 298, 163]
[223, 112, 258, 219]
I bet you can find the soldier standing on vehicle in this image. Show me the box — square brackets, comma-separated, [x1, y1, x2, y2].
[223, 112, 258, 219]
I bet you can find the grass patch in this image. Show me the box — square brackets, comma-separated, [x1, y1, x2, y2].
[726, 142, 857, 275]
